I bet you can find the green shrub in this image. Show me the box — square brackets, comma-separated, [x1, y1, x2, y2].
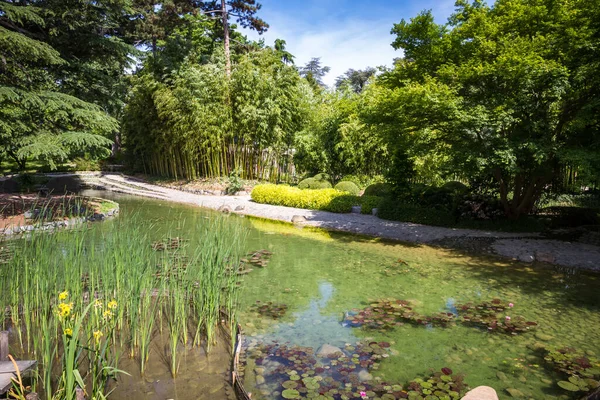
[334, 181, 360, 195]
[312, 173, 331, 183]
[251, 184, 362, 213]
[360, 196, 382, 214]
[298, 178, 332, 190]
[377, 198, 456, 226]
[364, 183, 393, 197]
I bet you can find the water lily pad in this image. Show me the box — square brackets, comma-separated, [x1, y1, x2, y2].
[558, 381, 581, 391]
[282, 389, 301, 399]
[283, 380, 298, 389]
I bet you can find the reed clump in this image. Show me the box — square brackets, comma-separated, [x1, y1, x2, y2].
[0, 214, 244, 398]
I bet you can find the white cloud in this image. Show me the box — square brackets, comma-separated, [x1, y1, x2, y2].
[243, 15, 401, 87]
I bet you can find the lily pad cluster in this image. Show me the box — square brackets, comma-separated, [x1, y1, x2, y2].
[343, 298, 537, 336]
[456, 299, 537, 334]
[544, 347, 600, 394]
[404, 368, 468, 399]
[343, 299, 456, 331]
[241, 249, 273, 268]
[246, 340, 469, 400]
[151, 237, 187, 251]
[251, 301, 288, 319]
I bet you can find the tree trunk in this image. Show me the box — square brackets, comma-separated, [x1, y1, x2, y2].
[221, 0, 230, 77]
[494, 168, 549, 219]
[111, 130, 121, 157]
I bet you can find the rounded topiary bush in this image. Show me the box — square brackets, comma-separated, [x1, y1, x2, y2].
[363, 183, 393, 197]
[298, 178, 332, 190]
[313, 173, 332, 183]
[334, 181, 360, 195]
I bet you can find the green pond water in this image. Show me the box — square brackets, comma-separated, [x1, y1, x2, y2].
[87, 193, 600, 399]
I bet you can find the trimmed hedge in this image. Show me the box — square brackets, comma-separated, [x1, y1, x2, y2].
[298, 178, 332, 190]
[334, 181, 360, 195]
[377, 198, 456, 226]
[251, 184, 382, 214]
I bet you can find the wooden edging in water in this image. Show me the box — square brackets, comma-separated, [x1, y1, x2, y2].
[230, 323, 252, 400]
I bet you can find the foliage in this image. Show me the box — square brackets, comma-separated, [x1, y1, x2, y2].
[297, 178, 332, 190]
[364, 0, 600, 218]
[299, 57, 330, 89]
[334, 181, 360, 195]
[360, 196, 383, 215]
[544, 347, 600, 394]
[226, 168, 244, 195]
[3, 216, 244, 394]
[364, 183, 393, 197]
[377, 198, 457, 226]
[123, 47, 310, 180]
[251, 184, 351, 212]
[539, 206, 600, 228]
[0, 1, 117, 171]
[340, 174, 384, 189]
[294, 92, 388, 180]
[335, 67, 377, 94]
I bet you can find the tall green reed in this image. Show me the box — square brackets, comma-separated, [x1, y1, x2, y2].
[1, 210, 245, 397]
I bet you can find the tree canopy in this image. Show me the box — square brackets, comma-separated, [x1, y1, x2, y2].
[364, 0, 600, 217]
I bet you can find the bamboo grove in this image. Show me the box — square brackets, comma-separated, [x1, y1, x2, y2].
[123, 47, 314, 181]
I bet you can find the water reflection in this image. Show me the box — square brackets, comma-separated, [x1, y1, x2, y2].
[258, 281, 358, 349]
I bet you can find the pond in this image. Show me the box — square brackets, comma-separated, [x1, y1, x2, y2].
[7, 192, 600, 400]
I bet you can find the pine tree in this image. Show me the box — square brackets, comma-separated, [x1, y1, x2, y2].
[0, 1, 115, 170]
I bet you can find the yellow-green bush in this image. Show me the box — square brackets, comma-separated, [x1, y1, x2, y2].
[252, 184, 357, 212]
[251, 184, 383, 214]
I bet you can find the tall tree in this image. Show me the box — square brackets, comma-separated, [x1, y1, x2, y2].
[299, 57, 331, 88]
[274, 38, 294, 64]
[0, 0, 116, 170]
[203, 0, 268, 76]
[335, 67, 376, 93]
[367, 0, 600, 218]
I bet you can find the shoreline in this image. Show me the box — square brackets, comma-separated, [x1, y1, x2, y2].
[4, 172, 600, 271]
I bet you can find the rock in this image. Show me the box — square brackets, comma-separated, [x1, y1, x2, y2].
[255, 375, 265, 385]
[372, 208, 378, 216]
[357, 369, 373, 382]
[218, 205, 232, 213]
[505, 388, 525, 398]
[351, 206, 362, 213]
[518, 254, 535, 263]
[316, 344, 343, 357]
[234, 205, 245, 211]
[535, 332, 553, 341]
[496, 371, 508, 381]
[535, 252, 555, 263]
[291, 215, 307, 224]
[462, 386, 499, 400]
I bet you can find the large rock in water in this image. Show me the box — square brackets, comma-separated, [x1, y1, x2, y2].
[461, 386, 499, 400]
[316, 344, 342, 357]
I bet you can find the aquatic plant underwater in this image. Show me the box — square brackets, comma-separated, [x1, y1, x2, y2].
[0, 215, 244, 399]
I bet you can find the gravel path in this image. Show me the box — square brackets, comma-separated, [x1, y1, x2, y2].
[18, 173, 600, 271]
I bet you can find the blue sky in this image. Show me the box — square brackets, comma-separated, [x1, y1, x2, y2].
[242, 0, 456, 86]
